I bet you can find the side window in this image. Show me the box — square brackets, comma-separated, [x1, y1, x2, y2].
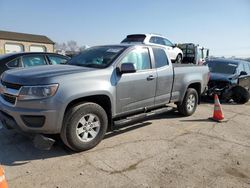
[163, 38, 173, 47]
[47, 55, 68, 65]
[243, 62, 250, 74]
[121, 48, 151, 70]
[237, 63, 244, 74]
[149, 37, 165, 45]
[156, 37, 165, 45]
[149, 37, 157, 44]
[22, 55, 47, 67]
[6, 58, 21, 68]
[153, 48, 169, 68]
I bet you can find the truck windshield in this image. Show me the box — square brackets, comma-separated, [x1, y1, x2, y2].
[206, 60, 238, 74]
[68, 46, 126, 68]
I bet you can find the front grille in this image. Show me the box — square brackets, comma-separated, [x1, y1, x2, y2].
[1, 94, 16, 105]
[1, 80, 22, 90]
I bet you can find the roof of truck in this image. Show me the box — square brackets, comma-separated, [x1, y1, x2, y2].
[95, 43, 167, 48]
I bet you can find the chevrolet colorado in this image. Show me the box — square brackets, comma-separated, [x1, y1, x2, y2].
[0, 44, 209, 151]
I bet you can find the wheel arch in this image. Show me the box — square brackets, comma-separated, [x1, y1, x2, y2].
[64, 95, 112, 129]
[187, 82, 201, 104]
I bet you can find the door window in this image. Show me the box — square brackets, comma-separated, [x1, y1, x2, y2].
[237, 63, 244, 74]
[248, 64, 250, 74]
[149, 37, 165, 45]
[152, 48, 169, 68]
[22, 55, 47, 67]
[243, 62, 250, 74]
[121, 48, 151, 70]
[163, 38, 174, 47]
[47, 55, 68, 64]
[6, 58, 21, 68]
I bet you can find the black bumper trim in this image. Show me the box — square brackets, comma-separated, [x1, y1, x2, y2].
[0, 110, 19, 130]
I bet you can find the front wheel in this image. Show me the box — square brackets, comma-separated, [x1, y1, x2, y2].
[232, 86, 250, 104]
[177, 88, 198, 116]
[61, 102, 108, 151]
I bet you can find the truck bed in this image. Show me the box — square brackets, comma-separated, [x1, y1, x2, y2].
[170, 64, 209, 102]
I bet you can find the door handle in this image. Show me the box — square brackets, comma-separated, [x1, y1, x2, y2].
[147, 75, 155, 81]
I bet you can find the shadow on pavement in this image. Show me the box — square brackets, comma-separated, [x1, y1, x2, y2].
[1, 106, 220, 166]
[180, 118, 214, 122]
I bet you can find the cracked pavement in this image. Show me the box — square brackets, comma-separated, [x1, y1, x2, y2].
[1, 101, 250, 188]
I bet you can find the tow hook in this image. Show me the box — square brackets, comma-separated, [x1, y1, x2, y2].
[33, 134, 55, 150]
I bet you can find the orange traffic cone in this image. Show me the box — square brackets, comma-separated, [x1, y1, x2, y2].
[0, 166, 8, 188]
[212, 94, 224, 122]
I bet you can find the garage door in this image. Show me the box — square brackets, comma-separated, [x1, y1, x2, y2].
[30, 45, 46, 52]
[4, 43, 24, 54]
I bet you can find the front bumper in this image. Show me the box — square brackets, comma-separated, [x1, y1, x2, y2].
[0, 98, 62, 134]
[205, 80, 234, 99]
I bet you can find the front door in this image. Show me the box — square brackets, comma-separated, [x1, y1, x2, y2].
[238, 62, 250, 91]
[116, 47, 157, 114]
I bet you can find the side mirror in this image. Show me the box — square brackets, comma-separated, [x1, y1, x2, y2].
[119, 63, 136, 74]
[240, 71, 247, 76]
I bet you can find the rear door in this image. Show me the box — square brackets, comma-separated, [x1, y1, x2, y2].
[152, 47, 174, 105]
[116, 47, 157, 114]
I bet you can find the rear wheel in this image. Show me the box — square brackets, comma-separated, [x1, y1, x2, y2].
[61, 102, 108, 151]
[175, 54, 182, 64]
[232, 86, 250, 104]
[177, 88, 198, 116]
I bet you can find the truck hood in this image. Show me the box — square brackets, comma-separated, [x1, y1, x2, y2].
[209, 73, 235, 82]
[1, 65, 95, 85]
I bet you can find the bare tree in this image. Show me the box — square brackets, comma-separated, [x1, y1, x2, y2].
[55, 42, 68, 51]
[67, 40, 79, 51]
[55, 41, 88, 53]
[79, 45, 89, 51]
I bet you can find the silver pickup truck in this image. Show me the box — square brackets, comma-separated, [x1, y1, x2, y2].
[0, 44, 209, 151]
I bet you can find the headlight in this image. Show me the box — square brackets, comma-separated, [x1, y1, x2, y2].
[18, 84, 59, 100]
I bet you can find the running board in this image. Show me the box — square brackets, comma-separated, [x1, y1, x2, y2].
[114, 106, 173, 127]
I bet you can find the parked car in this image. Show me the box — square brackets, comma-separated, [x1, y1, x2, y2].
[178, 43, 209, 65]
[0, 52, 70, 75]
[0, 43, 209, 151]
[121, 34, 183, 63]
[205, 58, 250, 103]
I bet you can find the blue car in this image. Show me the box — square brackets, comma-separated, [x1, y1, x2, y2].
[205, 58, 250, 104]
[0, 52, 70, 75]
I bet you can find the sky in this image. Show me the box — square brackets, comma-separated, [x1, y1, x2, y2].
[0, 0, 250, 57]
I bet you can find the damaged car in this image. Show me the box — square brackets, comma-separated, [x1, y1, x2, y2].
[205, 58, 250, 104]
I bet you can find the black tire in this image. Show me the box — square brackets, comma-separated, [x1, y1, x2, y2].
[175, 54, 182, 64]
[177, 88, 198, 116]
[61, 102, 108, 152]
[232, 86, 250, 104]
